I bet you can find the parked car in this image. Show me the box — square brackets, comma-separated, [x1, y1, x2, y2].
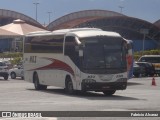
[138, 55, 160, 76]
[0, 61, 9, 80]
[133, 62, 142, 77]
[136, 62, 155, 77]
[9, 65, 24, 79]
[0, 58, 13, 69]
[2, 60, 13, 69]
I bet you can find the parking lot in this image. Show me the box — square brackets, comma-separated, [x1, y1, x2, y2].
[0, 77, 160, 119]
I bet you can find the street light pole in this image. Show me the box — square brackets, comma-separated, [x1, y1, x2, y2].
[47, 12, 52, 24]
[140, 29, 149, 55]
[33, 2, 39, 21]
[142, 33, 146, 53]
[119, 6, 124, 13]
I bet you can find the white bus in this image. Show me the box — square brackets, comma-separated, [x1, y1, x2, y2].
[24, 28, 133, 95]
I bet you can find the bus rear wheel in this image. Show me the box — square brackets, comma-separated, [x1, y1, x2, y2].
[65, 77, 74, 94]
[34, 73, 47, 90]
[103, 90, 116, 96]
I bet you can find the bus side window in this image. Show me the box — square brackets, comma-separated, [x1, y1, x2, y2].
[64, 36, 75, 55]
[64, 36, 80, 67]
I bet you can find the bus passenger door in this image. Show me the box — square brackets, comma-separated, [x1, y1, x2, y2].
[64, 36, 81, 89]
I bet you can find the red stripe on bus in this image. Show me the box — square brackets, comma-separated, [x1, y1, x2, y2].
[30, 58, 74, 76]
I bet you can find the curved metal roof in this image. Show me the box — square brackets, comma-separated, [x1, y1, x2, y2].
[75, 16, 160, 41]
[47, 10, 125, 31]
[47, 10, 160, 41]
[0, 9, 43, 28]
[154, 19, 160, 29]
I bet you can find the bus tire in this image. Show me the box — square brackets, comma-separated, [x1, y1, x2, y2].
[65, 76, 74, 94]
[33, 73, 47, 90]
[103, 90, 116, 96]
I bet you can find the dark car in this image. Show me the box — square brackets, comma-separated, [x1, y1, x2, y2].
[138, 55, 160, 76]
[135, 62, 155, 77]
[133, 63, 142, 77]
[0, 61, 9, 80]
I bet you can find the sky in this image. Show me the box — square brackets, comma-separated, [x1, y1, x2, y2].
[0, 0, 160, 25]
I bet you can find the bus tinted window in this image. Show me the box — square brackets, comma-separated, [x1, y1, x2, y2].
[64, 36, 80, 67]
[82, 36, 127, 73]
[24, 35, 64, 53]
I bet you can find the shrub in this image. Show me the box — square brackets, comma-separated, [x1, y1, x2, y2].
[0, 52, 23, 65]
[10, 57, 22, 65]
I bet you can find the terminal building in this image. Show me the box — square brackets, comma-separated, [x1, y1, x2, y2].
[0, 9, 160, 52]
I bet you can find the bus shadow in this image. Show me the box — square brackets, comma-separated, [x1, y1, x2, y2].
[28, 88, 144, 101]
[127, 82, 144, 86]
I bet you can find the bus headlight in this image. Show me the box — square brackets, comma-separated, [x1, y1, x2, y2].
[82, 79, 96, 83]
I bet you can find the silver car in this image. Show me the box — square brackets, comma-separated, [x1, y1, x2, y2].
[9, 65, 24, 79]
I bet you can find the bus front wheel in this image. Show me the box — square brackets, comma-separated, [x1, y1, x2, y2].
[102, 90, 116, 96]
[33, 73, 47, 90]
[65, 77, 74, 94]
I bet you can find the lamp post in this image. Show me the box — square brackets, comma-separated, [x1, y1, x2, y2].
[47, 12, 52, 24]
[33, 2, 39, 21]
[140, 29, 149, 54]
[119, 6, 124, 13]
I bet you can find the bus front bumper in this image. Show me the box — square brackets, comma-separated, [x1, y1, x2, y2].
[81, 78, 127, 91]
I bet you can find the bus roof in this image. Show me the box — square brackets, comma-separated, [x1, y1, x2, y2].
[26, 28, 121, 38]
[52, 28, 102, 34]
[52, 28, 121, 38]
[66, 30, 121, 38]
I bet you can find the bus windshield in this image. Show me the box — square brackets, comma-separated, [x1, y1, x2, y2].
[82, 36, 127, 74]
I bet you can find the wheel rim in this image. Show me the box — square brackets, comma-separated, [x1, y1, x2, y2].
[68, 81, 73, 93]
[35, 80, 38, 88]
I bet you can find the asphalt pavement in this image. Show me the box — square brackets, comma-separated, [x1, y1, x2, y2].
[0, 76, 159, 120]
